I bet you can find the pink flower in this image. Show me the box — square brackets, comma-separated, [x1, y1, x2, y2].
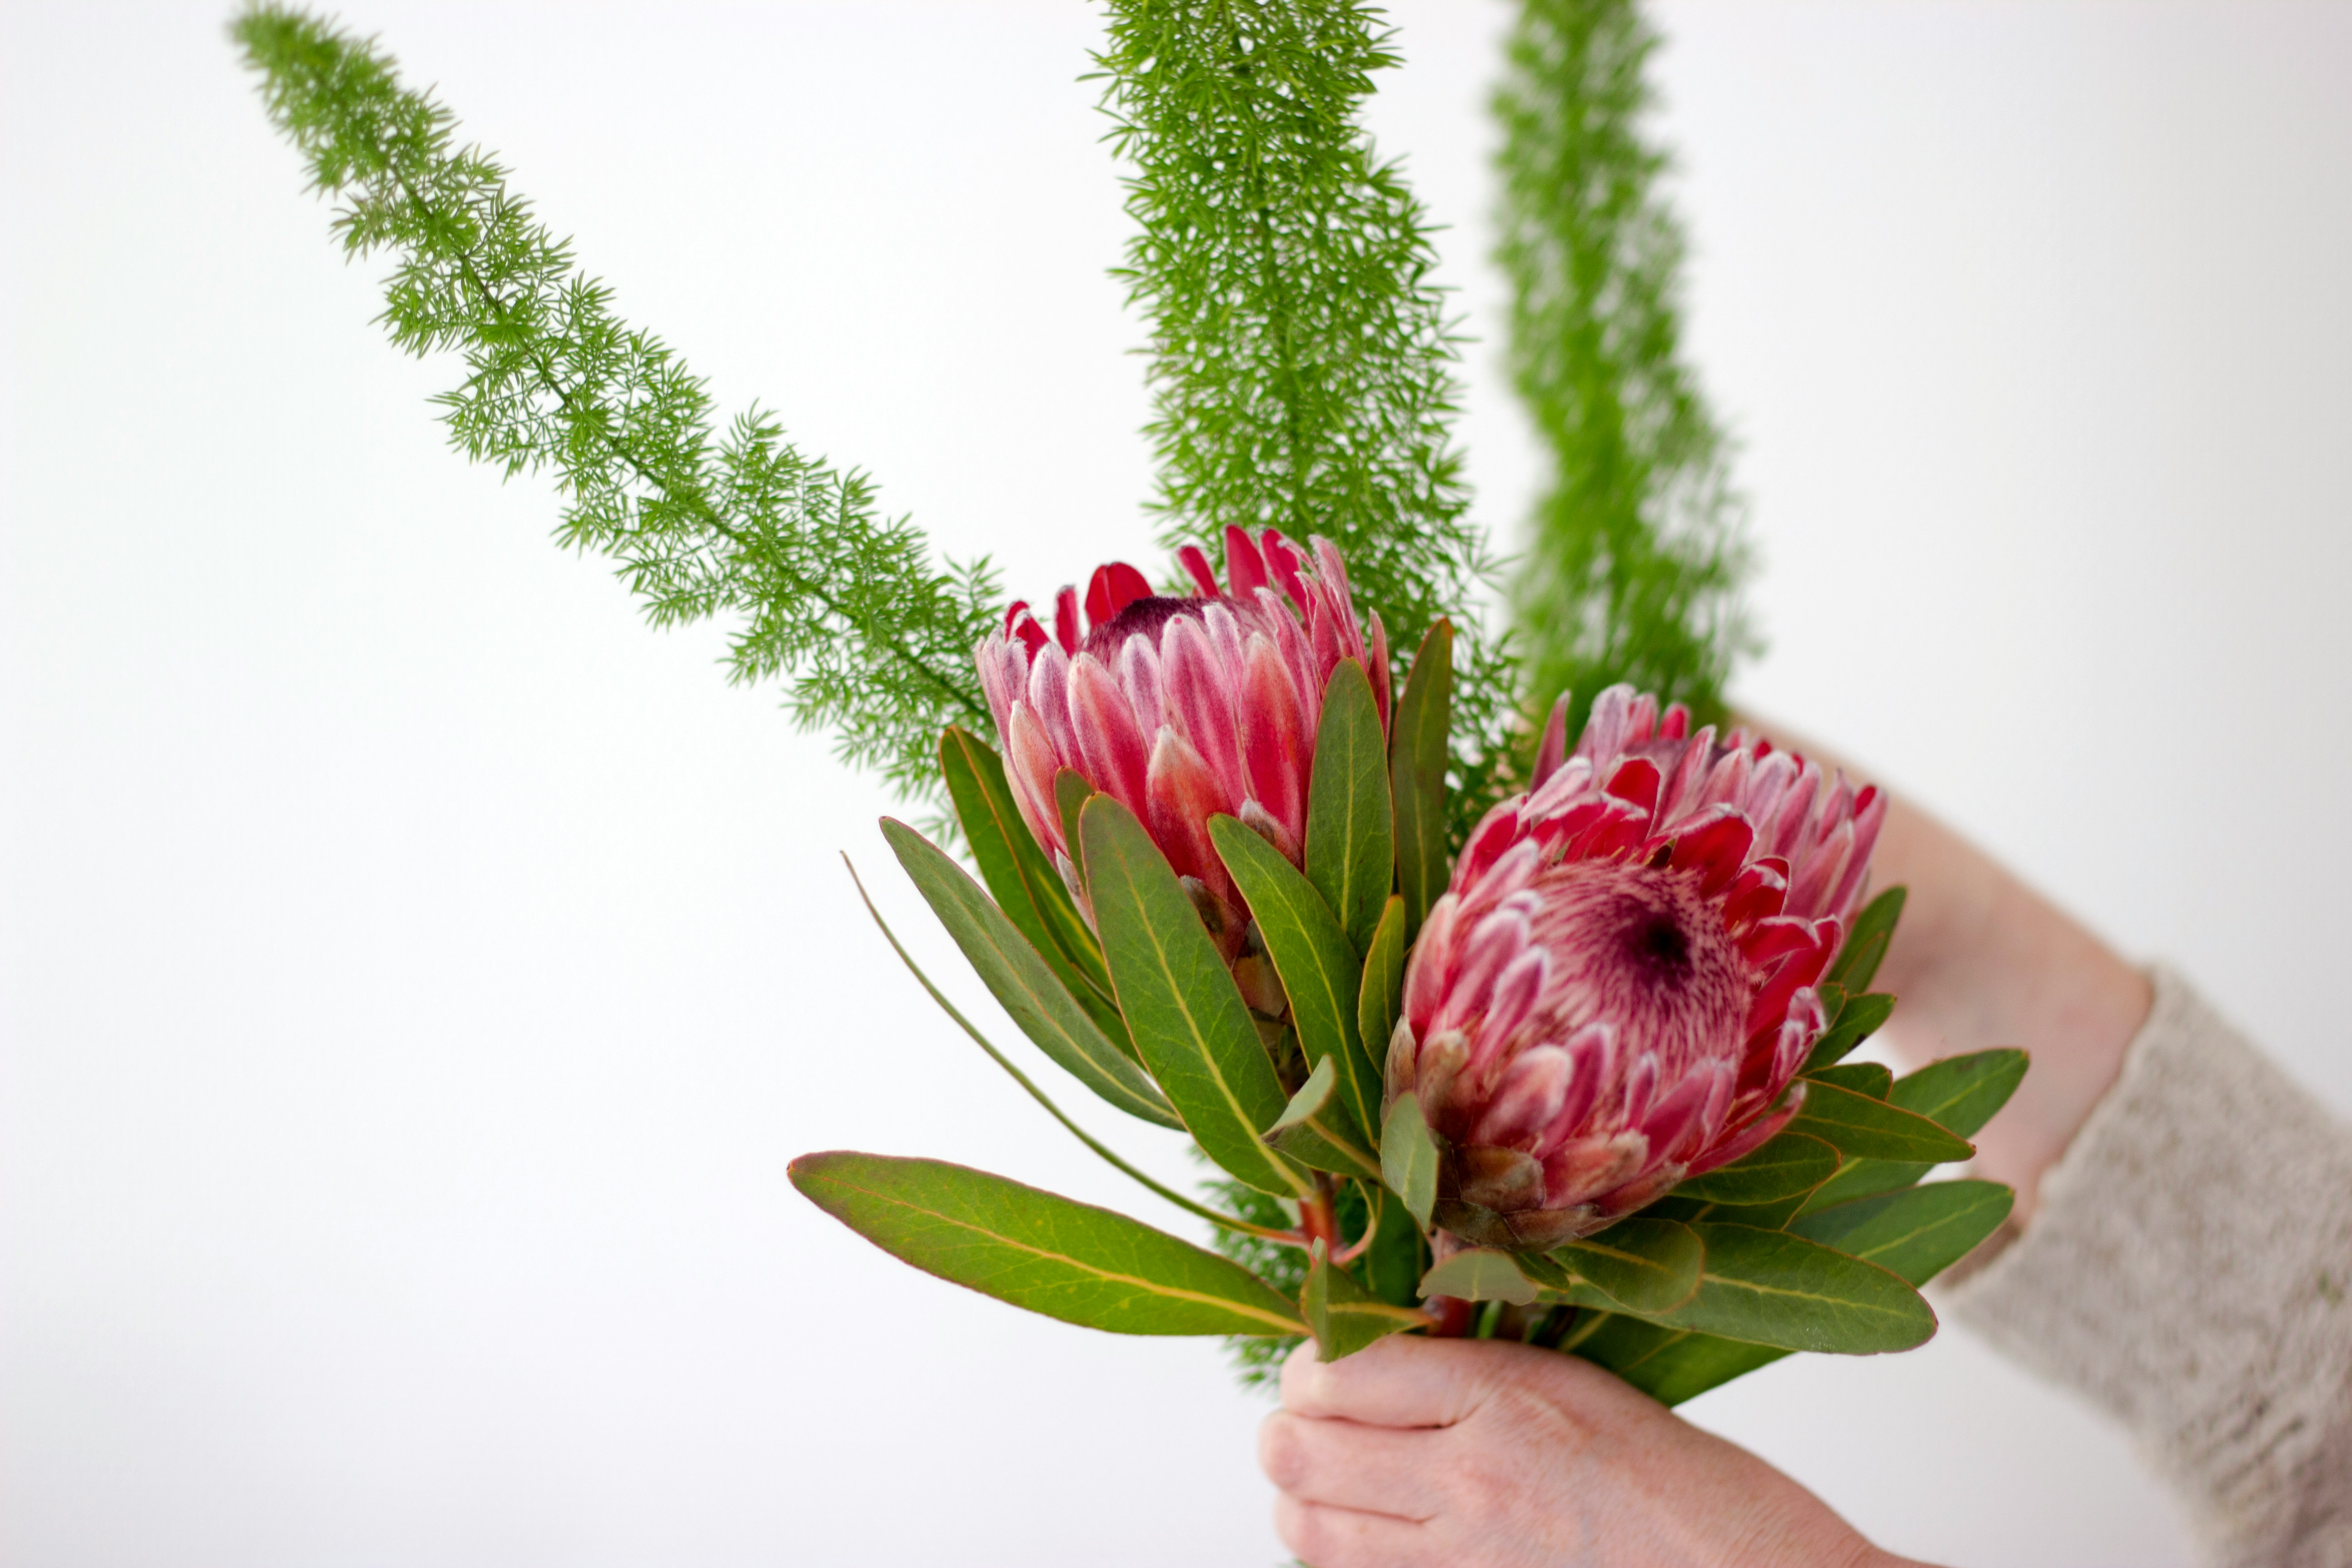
[976, 527, 1390, 957]
[1389, 686, 1885, 1250]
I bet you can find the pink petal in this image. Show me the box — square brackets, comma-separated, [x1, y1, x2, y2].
[1053, 586, 1082, 655]
[1545, 1019, 1616, 1144]
[1453, 800, 1526, 894]
[1478, 947, 1552, 1057]
[1669, 804, 1754, 895]
[1829, 784, 1886, 925]
[1368, 612, 1391, 732]
[1787, 819, 1855, 923]
[1260, 529, 1308, 611]
[1224, 524, 1268, 599]
[1161, 614, 1247, 808]
[1621, 1050, 1661, 1123]
[1469, 1045, 1575, 1148]
[1238, 634, 1308, 851]
[1401, 893, 1463, 1036]
[1655, 725, 1716, 826]
[1543, 1133, 1646, 1210]
[1738, 915, 1818, 969]
[1434, 908, 1532, 1039]
[1682, 1090, 1802, 1178]
[1659, 703, 1690, 740]
[1067, 654, 1151, 822]
[1174, 544, 1221, 599]
[1577, 684, 1638, 764]
[1117, 632, 1166, 731]
[1532, 692, 1571, 790]
[1004, 701, 1067, 857]
[975, 633, 1026, 734]
[1025, 640, 1078, 766]
[1144, 725, 1230, 893]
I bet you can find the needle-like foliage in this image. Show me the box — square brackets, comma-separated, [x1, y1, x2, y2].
[1494, 0, 1754, 740]
[1098, 0, 1521, 836]
[231, 6, 999, 803]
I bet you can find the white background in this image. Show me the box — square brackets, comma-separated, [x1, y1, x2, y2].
[5, 2, 2348, 1563]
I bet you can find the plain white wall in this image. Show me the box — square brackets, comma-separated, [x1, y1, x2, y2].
[4, 3, 2346, 1564]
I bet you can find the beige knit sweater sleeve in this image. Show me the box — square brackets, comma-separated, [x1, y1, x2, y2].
[1946, 966, 2352, 1568]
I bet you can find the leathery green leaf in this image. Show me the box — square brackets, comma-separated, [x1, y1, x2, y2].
[1790, 1079, 1975, 1164]
[1798, 1049, 2028, 1215]
[1079, 796, 1311, 1198]
[1540, 1217, 1704, 1314]
[940, 728, 1121, 1036]
[1791, 1180, 2015, 1288]
[1807, 1061, 1892, 1099]
[1802, 990, 1896, 1073]
[1261, 1055, 1381, 1181]
[1418, 1248, 1540, 1305]
[1212, 814, 1378, 1143]
[1388, 619, 1453, 938]
[1304, 659, 1394, 956]
[790, 1151, 1305, 1337]
[1572, 1315, 1790, 1408]
[1380, 1093, 1440, 1227]
[1305, 1240, 1428, 1360]
[1669, 1132, 1840, 1206]
[1825, 885, 1906, 992]
[1362, 1186, 1428, 1308]
[1357, 895, 1407, 1099]
[1646, 1223, 1936, 1354]
[879, 818, 1178, 1130]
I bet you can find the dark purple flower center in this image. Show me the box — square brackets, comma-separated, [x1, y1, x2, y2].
[1523, 860, 1747, 1074]
[1082, 594, 1200, 660]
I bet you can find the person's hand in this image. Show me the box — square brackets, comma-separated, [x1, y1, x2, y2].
[1259, 1336, 1935, 1568]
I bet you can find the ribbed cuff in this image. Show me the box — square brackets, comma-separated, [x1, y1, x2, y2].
[1946, 965, 2352, 1567]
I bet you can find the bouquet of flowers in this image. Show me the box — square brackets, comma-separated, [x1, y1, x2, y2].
[233, 0, 2022, 1460]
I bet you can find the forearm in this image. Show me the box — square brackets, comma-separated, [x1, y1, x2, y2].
[1864, 795, 2151, 1225]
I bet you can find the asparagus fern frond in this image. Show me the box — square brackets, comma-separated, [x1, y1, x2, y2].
[232, 5, 997, 802]
[1494, 0, 1754, 740]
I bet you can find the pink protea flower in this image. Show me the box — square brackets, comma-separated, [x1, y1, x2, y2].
[1388, 685, 1885, 1250]
[975, 526, 1390, 960]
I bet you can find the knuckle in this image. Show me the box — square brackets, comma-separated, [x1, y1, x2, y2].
[1257, 1412, 1313, 1490]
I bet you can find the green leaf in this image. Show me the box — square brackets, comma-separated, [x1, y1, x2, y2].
[1388, 619, 1454, 937]
[1303, 660, 1396, 956]
[1825, 885, 1906, 992]
[940, 728, 1122, 1039]
[1802, 990, 1896, 1073]
[1418, 1248, 1541, 1305]
[1573, 1316, 1790, 1408]
[1545, 1217, 1704, 1314]
[790, 1151, 1305, 1337]
[1806, 1061, 1892, 1100]
[1212, 814, 1378, 1143]
[1380, 1093, 1440, 1227]
[1798, 1049, 2027, 1215]
[1357, 895, 1407, 1095]
[1362, 1186, 1428, 1308]
[1079, 796, 1310, 1198]
[881, 818, 1179, 1130]
[1054, 768, 1094, 882]
[1669, 1132, 1840, 1206]
[1638, 1223, 1936, 1354]
[1789, 1079, 1975, 1164]
[1261, 1055, 1381, 1181]
[1303, 1240, 1428, 1361]
[1790, 1180, 2015, 1288]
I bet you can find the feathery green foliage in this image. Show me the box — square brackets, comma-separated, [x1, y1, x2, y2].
[231, 6, 997, 803]
[1494, 0, 1753, 741]
[1098, 0, 1520, 837]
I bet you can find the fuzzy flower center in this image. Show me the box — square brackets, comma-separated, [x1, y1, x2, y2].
[1520, 859, 1747, 1078]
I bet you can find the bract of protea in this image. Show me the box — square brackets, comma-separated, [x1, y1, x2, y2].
[975, 526, 1389, 975]
[1390, 686, 1885, 1250]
